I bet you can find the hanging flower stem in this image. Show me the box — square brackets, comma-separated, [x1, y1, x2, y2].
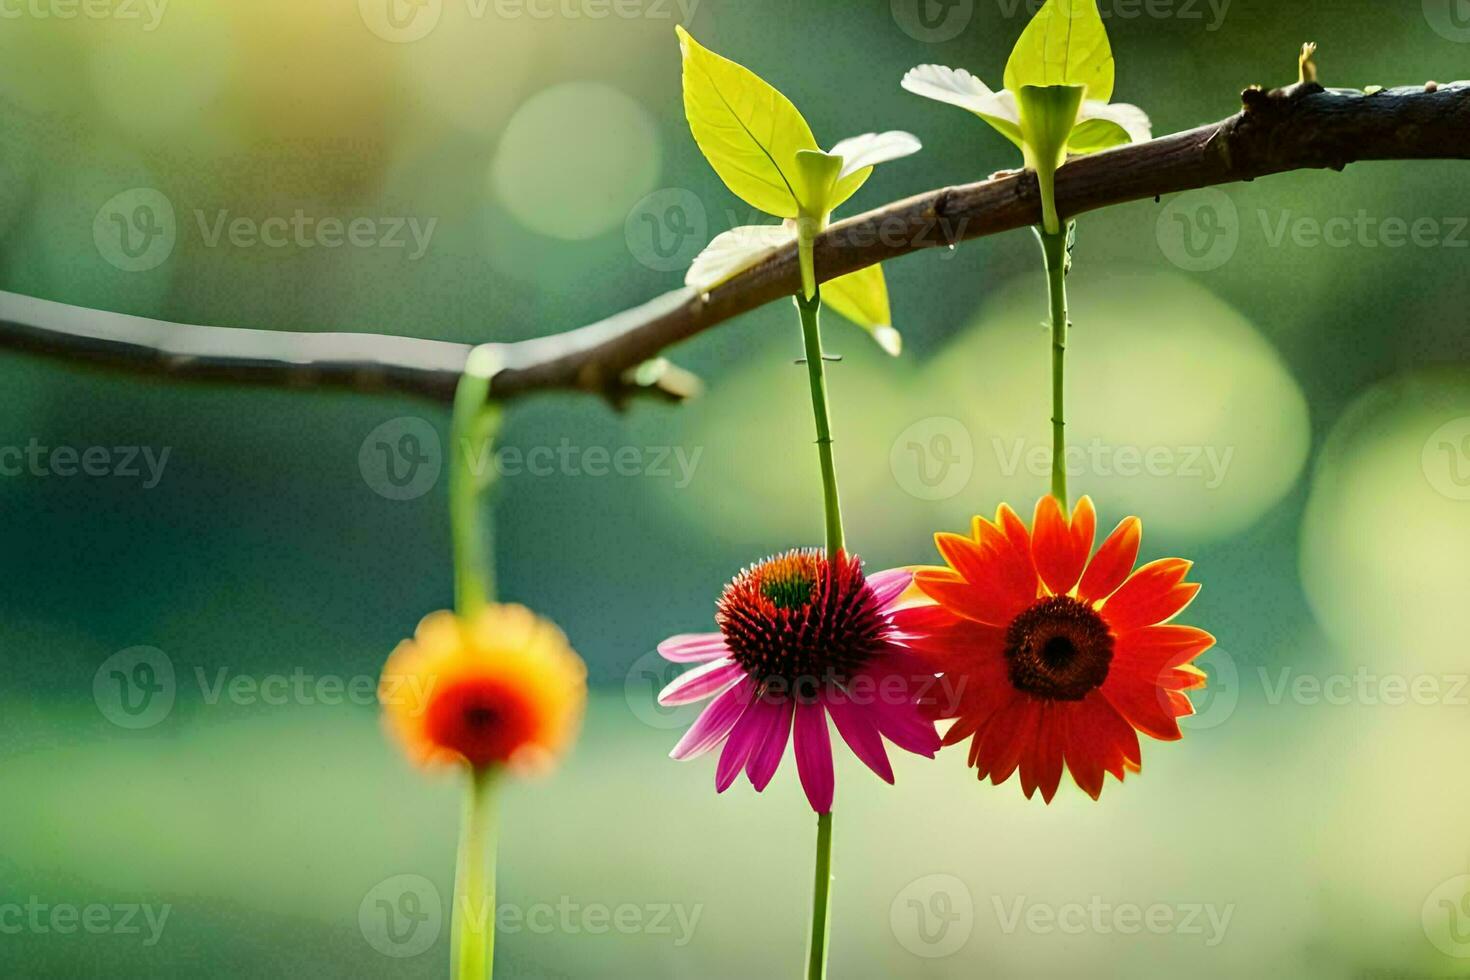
[450, 346, 503, 616]
[796, 289, 846, 555]
[1038, 226, 1072, 510]
[794, 288, 841, 980]
[453, 765, 499, 980]
[448, 345, 506, 979]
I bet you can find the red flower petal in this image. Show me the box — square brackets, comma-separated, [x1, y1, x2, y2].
[1031, 702, 1066, 803]
[1031, 494, 1097, 596]
[1102, 559, 1200, 632]
[1111, 625, 1216, 683]
[1100, 671, 1182, 742]
[1077, 516, 1142, 604]
[915, 548, 1028, 627]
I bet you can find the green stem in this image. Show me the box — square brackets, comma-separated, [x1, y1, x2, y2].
[1039, 227, 1070, 510]
[453, 766, 499, 980]
[795, 290, 841, 980]
[795, 290, 845, 555]
[450, 346, 503, 615]
[805, 810, 834, 980]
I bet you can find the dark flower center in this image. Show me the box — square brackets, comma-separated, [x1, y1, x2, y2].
[1004, 595, 1114, 701]
[717, 548, 888, 694]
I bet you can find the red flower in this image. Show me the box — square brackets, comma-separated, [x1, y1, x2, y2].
[895, 495, 1213, 802]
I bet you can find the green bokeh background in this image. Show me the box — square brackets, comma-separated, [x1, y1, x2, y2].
[2, 0, 1469, 976]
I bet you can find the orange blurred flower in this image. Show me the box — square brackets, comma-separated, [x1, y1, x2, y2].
[895, 495, 1213, 802]
[380, 605, 586, 775]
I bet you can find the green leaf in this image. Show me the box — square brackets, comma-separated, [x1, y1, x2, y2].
[823, 264, 901, 356]
[1065, 117, 1131, 154]
[1003, 0, 1115, 103]
[677, 26, 818, 219]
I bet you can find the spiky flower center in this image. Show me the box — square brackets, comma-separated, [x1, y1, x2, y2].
[717, 548, 888, 694]
[1004, 595, 1114, 701]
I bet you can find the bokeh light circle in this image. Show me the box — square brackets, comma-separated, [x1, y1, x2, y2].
[490, 83, 661, 241]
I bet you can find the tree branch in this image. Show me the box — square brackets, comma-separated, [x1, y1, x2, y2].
[2, 80, 1466, 406]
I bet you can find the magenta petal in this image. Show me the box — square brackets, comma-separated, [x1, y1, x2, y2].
[658, 632, 732, 663]
[716, 699, 773, 792]
[871, 698, 942, 758]
[658, 658, 742, 706]
[793, 701, 835, 813]
[670, 678, 754, 760]
[826, 694, 894, 784]
[868, 568, 915, 610]
[745, 697, 795, 791]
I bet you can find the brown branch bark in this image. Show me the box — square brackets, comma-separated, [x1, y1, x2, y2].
[2, 80, 1466, 406]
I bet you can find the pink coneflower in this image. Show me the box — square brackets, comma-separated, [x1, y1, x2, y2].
[657, 549, 941, 813]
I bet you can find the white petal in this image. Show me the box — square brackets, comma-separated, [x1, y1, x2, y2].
[684, 225, 796, 291]
[827, 131, 922, 180]
[900, 64, 1020, 126]
[1078, 100, 1152, 144]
